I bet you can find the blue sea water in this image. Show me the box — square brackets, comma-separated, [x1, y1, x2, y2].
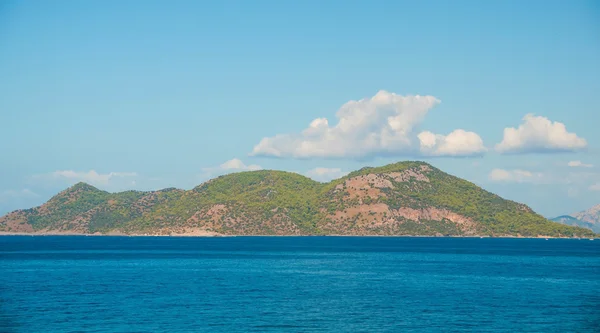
[0, 236, 599, 333]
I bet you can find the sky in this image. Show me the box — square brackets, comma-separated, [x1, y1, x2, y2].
[0, 0, 599, 218]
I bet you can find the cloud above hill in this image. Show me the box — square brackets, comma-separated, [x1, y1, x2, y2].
[305, 167, 348, 182]
[0, 189, 39, 202]
[50, 170, 138, 186]
[495, 114, 587, 154]
[418, 130, 487, 157]
[201, 158, 262, 179]
[29, 170, 139, 193]
[250, 90, 486, 159]
[216, 158, 262, 172]
[488, 169, 546, 183]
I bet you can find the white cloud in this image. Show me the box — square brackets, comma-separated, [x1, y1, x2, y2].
[488, 168, 545, 183]
[50, 170, 137, 186]
[30, 170, 138, 192]
[250, 90, 485, 159]
[488, 168, 597, 186]
[590, 183, 600, 191]
[496, 114, 587, 154]
[0, 189, 41, 215]
[305, 167, 349, 182]
[418, 129, 486, 157]
[568, 160, 593, 168]
[0, 189, 39, 202]
[218, 158, 262, 171]
[201, 158, 262, 179]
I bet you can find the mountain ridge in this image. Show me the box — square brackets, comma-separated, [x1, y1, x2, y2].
[572, 204, 600, 225]
[1, 161, 595, 237]
[551, 204, 600, 233]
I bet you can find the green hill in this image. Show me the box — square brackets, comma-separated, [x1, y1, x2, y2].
[0, 161, 595, 237]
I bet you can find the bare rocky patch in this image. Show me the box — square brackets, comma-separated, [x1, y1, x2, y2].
[0, 211, 33, 233]
[187, 204, 303, 235]
[394, 207, 477, 234]
[334, 174, 394, 200]
[386, 166, 431, 183]
[322, 200, 478, 235]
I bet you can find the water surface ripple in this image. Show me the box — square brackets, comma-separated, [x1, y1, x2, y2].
[1, 236, 598, 332]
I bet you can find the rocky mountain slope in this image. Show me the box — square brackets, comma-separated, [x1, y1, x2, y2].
[0, 161, 595, 237]
[572, 204, 600, 228]
[550, 215, 598, 233]
[551, 204, 600, 233]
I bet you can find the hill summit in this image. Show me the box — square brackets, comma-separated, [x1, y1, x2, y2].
[0, 161, 595, 237]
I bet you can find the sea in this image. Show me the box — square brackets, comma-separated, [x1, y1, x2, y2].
[0, 236, 598, 333]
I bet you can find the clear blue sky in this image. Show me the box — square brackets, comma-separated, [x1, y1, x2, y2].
[1, 0, 599, 217]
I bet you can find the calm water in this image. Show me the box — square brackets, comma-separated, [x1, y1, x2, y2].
[0, 236, 598, 333]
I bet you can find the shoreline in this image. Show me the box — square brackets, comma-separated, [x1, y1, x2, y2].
[0, 231, 596, 239]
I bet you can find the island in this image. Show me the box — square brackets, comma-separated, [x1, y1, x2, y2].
[0, 161, 595, 238]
